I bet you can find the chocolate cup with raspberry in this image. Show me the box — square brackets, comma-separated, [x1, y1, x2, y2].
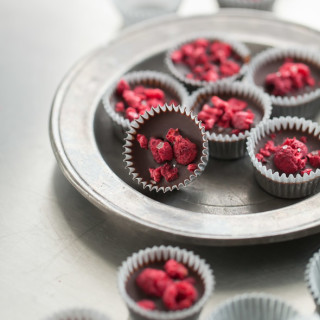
[123, 104, 209, 193]
[246, 47, 320, 119]
[305, 249, 320, 313]
[118, 245, 214, 320]
[189, 82, 272, 159]
[165, 34, 250, 90]
[247, 116, 320, 199]
[217, 0, 275, 11]
[207, 293, 299, 320]
[45, 308, 110, 320]
[102, 70, 189, 140]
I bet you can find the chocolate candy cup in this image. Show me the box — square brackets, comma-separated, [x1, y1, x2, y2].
[247, 116, 320, 199]
[207, 293, 299, 320]
[245, 47, 320, 119]
[189, 82, 272, 159]
[118, 245, 214, 320]
[165, 34, 250, 90]
[123, 104, 209, 193]
[102, 70, 189, 139]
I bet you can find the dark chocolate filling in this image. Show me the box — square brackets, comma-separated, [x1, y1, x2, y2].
[255, 129, 320, 176]
[125, 260, 205, 311]
[253, 58, 320, 97]
[129, 111, 204, 188]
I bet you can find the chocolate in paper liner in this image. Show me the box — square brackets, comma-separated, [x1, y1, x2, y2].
[165, 33, 251, 90]
[217, 0, 275, 10]
[118, 245, 214, 320]
[123, 104, 209, 193]
[102, 70, 189, 140]
[245, 47, 320, 119]
[247, 116, 320, 199]
[306, 249, 320, 313]
[189, 82, 272, 159]
[206, 293, 299, 320]
[45, 308, 109, 320]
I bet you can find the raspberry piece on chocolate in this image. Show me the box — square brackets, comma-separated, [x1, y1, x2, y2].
[273, 145, 307, 174]
[256, 153, 267, 163]
[137, 134, 148, 149]
[149, 138, 173, 163]
[136, 268, 173, 297]
[166, 128, 181, 143]
[282, 137, 308, 157]
[187, 163, 198, 173]
[162, 281, 198, 311]
[231, 110, 254, 131]
[137, 300, 156, 310]
[123, 90, 141, 107]
[308, 150, 320, 168]
[160, 163, 179, 182]
[173, 136, 198, 165]
[115, 101, 125, 113]
[145, 88, 165, 100]
[171, 50, 183, 63]
[301, 168, 312, 175]
[220, 60, 240, 77]
[116, 79, 130, 95]
[149, 167, 162, 183]
[210, 41, 231, 62]
[228, 98, 248, 112]
[126, 107, 139, 122]
[164, 259, 188, 280]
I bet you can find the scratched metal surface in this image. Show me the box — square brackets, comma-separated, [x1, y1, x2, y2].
[2, 0, 320, 320]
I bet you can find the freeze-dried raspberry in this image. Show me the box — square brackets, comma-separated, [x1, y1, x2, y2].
[123, 90, 141, 107]
[256, 153, 267, 163]
[126, 107, 139, 122]
[149, 167, 162, 183]
[137, 300, 156, 310]
[228, 98, 248, 112]
[166, 128, 181, 143]
[164, 259, 188, 280]
[115, 101, 125, 113]
[301, 168, 312, 175]
[202, 70, 219, 82]
[210, 41, 232, 62]
[281, 137, 308, 157]
[145, 88, 165, 100]
[184, 277, 196, 285]
[308, 150, 320, 168]
[173, 136, 197, 165]
[149, 138, 173, 163]
[136, 268, 173, 297]
[211, 96, 229, 110]
[231, 110, 254, 131]
[273, 145, 307, 174]
[220, 60, 240, 77]
[171, 50, 183, 63]
[194, 38, 209, 48]
[137, 134, 148, 149]
[116, 79, 130, 95]
[187, 163, 198, 173]
[162, 281, 198, 311]
[160, 163, 179, 182]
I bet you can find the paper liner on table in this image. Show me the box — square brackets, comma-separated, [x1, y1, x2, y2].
[247, 116, 320, 198]
[217, 0, 275, 10]
[118, 245, 214, 320]
[45, 308, 109, 320]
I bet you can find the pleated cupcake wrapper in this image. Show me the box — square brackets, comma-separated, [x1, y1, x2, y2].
[45, 308, 109, 320]
[102, 70, 189, 140]
[206, 293, 300, 320]
[165, 33, 251, 90]
[118, 245, 215, 320]
[123, 104, 209, 193]
[189, 82, 272, 159]
[245, 47, 320, 118]
[247, 116, 320, 199]
[305, 249, 320, 313]
[113, 0, 182, 26]
[217, 0, 275, 10]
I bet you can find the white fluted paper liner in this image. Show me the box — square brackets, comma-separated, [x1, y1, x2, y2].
[118, 245, 215, 320]
[45, 308, 109, 320]
[102, 70, 189, 140]
[217, 0, 275, 10]
[113, 0, 182, 27]
[189, 82, 272, 159]
[306, 249, 320, 313]
[206, 293, 299, 320]
[246, 47, 320, 118]
[247, 116, 320, 198]
[123, 104, 209, 193]
[165, 33, 251, 89]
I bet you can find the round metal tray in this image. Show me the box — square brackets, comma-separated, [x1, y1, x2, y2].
[50, 10, 320, 245]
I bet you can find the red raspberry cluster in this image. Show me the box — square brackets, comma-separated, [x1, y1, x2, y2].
[255, 135, 320, 175]
[265, 59, 315, 96]
[197, 96, 255, 134]
[136, 128, 198, 183]
[171, 39, 242, 82]
[136, 259, 198, 311]
[115, 79, 178, 122]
